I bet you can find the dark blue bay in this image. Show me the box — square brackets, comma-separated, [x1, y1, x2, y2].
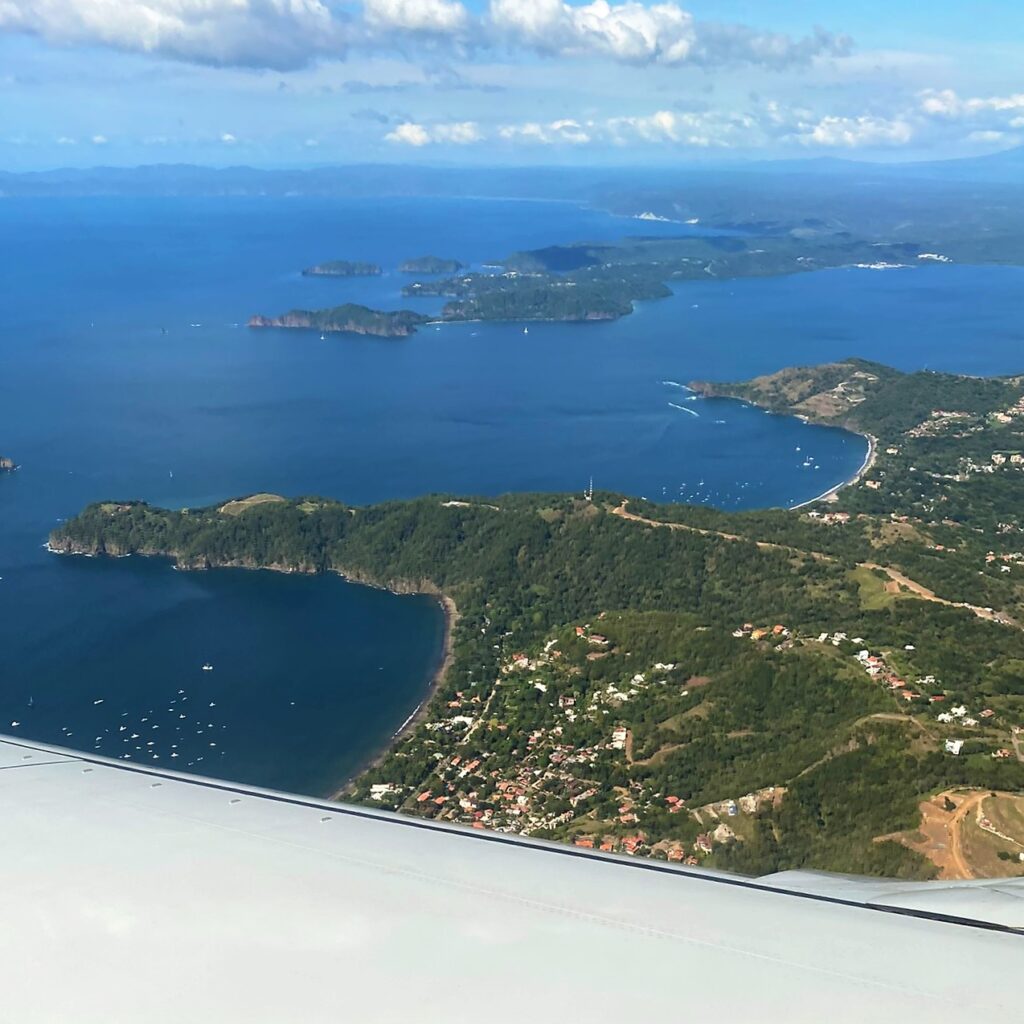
[1, 196, 1021, 793]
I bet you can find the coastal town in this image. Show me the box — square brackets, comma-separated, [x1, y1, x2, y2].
[359, 604, 1023, 866]
[363, 620, 789, 862]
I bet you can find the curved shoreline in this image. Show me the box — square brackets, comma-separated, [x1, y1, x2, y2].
[789, 431, 876, 511]
[45, 541, 460, 801]
[695, 388, 877, 511]
[329, 593, 458, 801]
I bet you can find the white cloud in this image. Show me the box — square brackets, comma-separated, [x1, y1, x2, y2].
[490, 0, 695, 64]
[434, 120, 481, 143]
[56, 136, 77, 145]
[688, 22, 850, 69]
[0, 0, 851, 71]
[920, 88, 1024, 118]
[609, 109, 685, 142]
[607, 108, 755, 147]
[795, 114, 912, 148]
[220, 132, 237, 143]
[385, 122, 431, 146]
[453, 105, 760, 149]
[548, 118, 591, 144]
[966, 129, 1008, 143]
[90, 134, 108, 144]
[919, 88, 962, 117]
[917, 88, 1024, 148]
[395, 102, 922, 151]
[487, 0, 847, 67]
[498, 118, 592, 144]
[385, 120, 480, 144]
[363, 0, 468, 35]
[0, 0, 345, 70]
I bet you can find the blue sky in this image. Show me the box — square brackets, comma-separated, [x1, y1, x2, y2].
[1, 1, 1022, 169]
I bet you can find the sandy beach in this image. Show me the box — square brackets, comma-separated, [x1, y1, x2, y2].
[329, 592, 459, 800]
[789, 431, 877, 511]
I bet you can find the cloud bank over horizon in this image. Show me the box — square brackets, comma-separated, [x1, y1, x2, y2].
[0, 0, 1021, 168]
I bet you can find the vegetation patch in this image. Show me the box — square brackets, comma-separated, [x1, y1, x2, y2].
[219, 494, 287, 516]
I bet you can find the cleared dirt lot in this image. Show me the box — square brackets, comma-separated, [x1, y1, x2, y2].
[882, 790, 1024, 879]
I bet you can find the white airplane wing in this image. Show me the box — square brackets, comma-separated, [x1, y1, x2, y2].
[0, 735, 1020, 1022]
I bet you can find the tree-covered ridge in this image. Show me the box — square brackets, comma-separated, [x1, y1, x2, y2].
[247, 304, 428, 338]
[50, 493, 855, 630]
[399, 256, 464, 274]
[499, 234, 927, 279]
[404, 267, 672, 322]
[51, 419, 1024, 877]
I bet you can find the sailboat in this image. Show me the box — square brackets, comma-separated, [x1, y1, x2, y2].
[523, 326, 529, 334]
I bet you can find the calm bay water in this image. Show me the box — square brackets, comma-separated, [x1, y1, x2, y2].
[1, 196, 1022, 793]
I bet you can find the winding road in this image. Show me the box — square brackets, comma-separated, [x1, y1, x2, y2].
[610, 501, 1021, 630]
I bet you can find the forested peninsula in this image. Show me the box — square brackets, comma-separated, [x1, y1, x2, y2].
[254, 231, 974, 337]
[50, 361, 1024, 879]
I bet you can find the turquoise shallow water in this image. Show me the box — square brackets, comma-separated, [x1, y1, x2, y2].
[1, 196, 1021, 793]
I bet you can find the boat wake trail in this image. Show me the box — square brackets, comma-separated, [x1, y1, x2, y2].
[669, 402, 700, 417]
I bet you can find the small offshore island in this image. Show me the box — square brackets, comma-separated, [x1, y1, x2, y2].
[51, 360, 1024, 880]
[301, 260, 382, 277]
[399, 255, 464, 275]
[248, 303, 427, 338]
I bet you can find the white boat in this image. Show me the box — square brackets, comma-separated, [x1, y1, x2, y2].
[523, 327, 529, 334]
[202, 664, 214, 672]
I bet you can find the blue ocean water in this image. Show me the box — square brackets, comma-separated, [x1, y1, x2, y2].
[1, 196, 1022, 793]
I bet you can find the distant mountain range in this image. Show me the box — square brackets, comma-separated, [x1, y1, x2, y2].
[1, 147, 1022, 200]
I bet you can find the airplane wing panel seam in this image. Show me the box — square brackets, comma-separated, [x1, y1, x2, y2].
[0, 736, 1020, 936]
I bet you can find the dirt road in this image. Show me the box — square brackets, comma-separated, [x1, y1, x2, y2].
[947, 792, 986, 880]
[610, 500, 1020, 630]
[862, 563, 1020, 628]
[610, 501, 831, 560]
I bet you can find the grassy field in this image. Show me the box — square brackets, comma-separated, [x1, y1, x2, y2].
[849, 565, 905, 611]
[961, 793, 1024, 877]
[217, 493, 287, 516]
